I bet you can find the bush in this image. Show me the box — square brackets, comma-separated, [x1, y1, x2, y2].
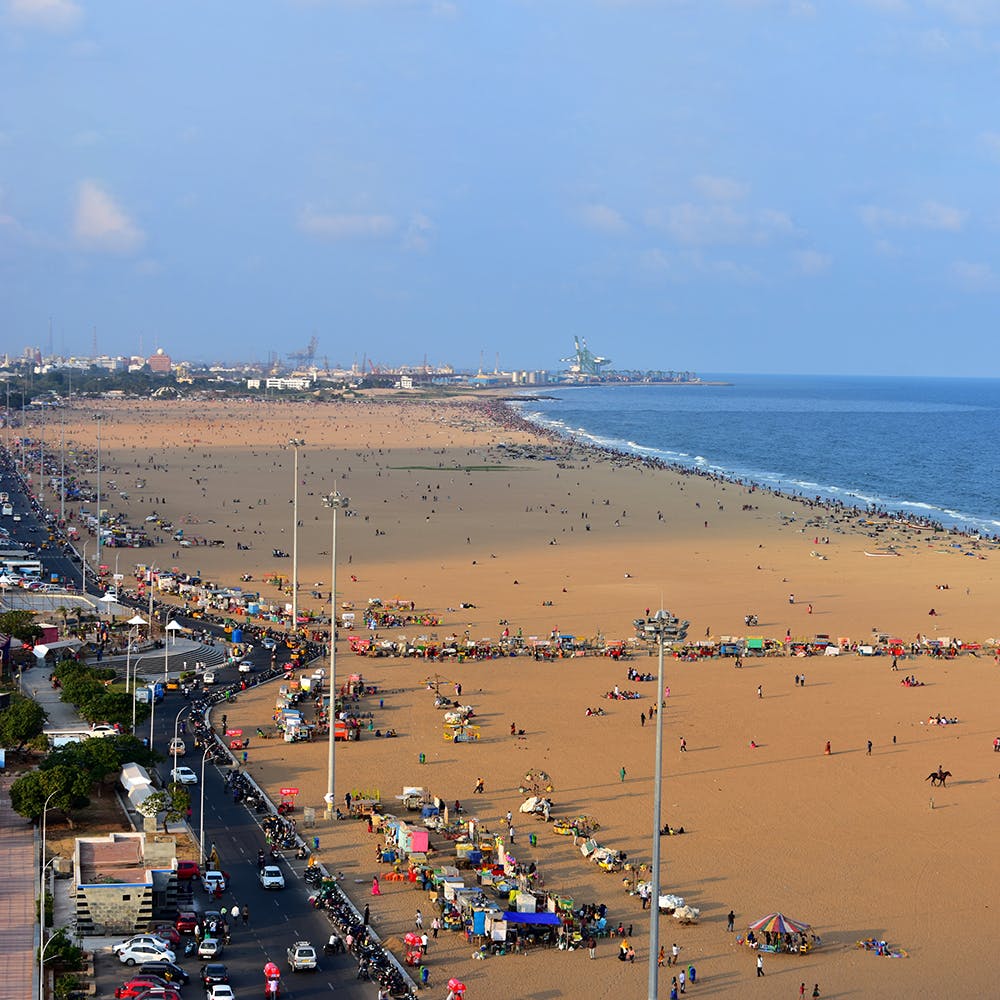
[43, 927, 83, 972]
[0, 694, 47, 749]
[54, 974, 83, 1000]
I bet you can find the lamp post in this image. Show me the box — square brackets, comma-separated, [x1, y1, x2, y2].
[124, 615, 148, 694]
[39, 788, 59, 1000]
[59, 414, 65, 524]
[164, 618, 181, 684]
[171, 705, 189, 779]
[94, 414, 103, 575]
[131, 657, 145, 732]
[288, 439, 304, 637]
[646, 611, 668, 1000]
[199, 745, 212, 866]
[80, 539, 88, 597]
[148, 683, 157, 750]
[322, 488, 348, 819]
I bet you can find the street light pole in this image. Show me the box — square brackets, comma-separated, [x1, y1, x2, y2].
[199, 746, 211, 866]
[39, 788, 58, 1000]
[647, 614, 667, 1000]
[322, 488, 348, 819]
[94, 414, 103, 576]
[288, 439, 304, 637]
[131, 657, 144, 731]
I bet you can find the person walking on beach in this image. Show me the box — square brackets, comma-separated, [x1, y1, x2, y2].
[824, 740, 831, 755]
[641, 711, 646, 727]
[727, 910, 735, 932]
[587, 935, 597, 959]
[756, 954, 764, 977]
[757, 684, 762, 699]
[671, 942, 680, 966]
[473, 777, 485, 794]
[866, 740, 873, 756]
[678, 968, 686, 993]
[800, 983, 806, 999]
[620, 765, 627, 782]
[657, 946, 665, 967]
[415, 908, 423, 930]
[679, 737, 687, 752]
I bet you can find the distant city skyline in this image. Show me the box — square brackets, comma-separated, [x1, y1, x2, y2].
[3, 1, 1000, 377]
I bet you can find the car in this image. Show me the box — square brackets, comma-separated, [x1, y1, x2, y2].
[261, 637, 277, 650]
[199, 964, 229, 986]
[237, 660, 254, 673]
[259, 865, 285, 890]
[149, 925, 181, 946]
[173, 911, 199, 934]
[112, 936, 174, 956]
[206, 986, 236, 1000]
[117, 943, 177, 967]
[130, 990, 180, 1000]
[114, 977, 170, 998]
[168, 738, 186, 757]
[201, 870, 227, 893]
[170, 766, 198, 785]
[90, 722, 120, 737]
[198, 937, 223, 959]
[175, 861, 200, 882]
[287, 940, 318, 972]
[138, 961, 190, 984]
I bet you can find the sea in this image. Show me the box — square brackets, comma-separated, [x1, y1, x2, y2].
[512, 374, 1000, 536]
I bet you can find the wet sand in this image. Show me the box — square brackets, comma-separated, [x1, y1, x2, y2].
[38, 396, 1000, 999]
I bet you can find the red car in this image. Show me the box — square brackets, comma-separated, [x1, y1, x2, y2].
[175, 860, 200, 881]
[150, 925, 181, 947]
[174, 911, 198, 934]
[114, 978, 168, 999]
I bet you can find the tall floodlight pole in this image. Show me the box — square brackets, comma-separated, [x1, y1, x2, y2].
[39, 789, 59, 1000]
[288, 439, 304, 636]
[59, 415, 65, 523]
[647, 612, 667, 1000]
[322, 488, 348, 818]
[95, 414, 103, 576]
[38, 414, 44, 503]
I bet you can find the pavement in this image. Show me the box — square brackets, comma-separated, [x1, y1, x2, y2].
[0, 776, 38, 1000]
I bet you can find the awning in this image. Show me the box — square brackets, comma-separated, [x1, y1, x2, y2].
[501, 912, 561, 926]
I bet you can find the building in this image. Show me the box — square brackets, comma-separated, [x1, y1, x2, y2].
[147, 348, 172, 374]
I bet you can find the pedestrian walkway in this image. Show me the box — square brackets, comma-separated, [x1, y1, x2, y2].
[0, 776, 38, 1000]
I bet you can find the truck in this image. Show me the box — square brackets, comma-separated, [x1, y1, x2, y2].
[286, 941, 317, 972]
[134, 682, 165, 704]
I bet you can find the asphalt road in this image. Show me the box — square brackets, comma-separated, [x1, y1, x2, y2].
[1, 455, 386, 999]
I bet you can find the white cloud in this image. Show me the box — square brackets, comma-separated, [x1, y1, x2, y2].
[860, 200, 966, 232]
[646, 201, 794, 246]
[6, 0, 81, 31]
[298, 208, 396, 239]
[639, 247, 760, 284]
[856, 0, 908, 10]
[577, 202, 628, 234]
[927, 0, 1000, 25]
[951, 259, 996, 290]
[73, 179, 144, 253]
[402, 212, 433, 252]
[793, 249, 832, 275]
[693, 174, 749, 202]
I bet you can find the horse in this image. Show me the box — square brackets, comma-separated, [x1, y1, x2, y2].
[925, 769, 952, 787]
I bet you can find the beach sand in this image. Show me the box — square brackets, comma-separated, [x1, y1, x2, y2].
[38, 396, 1000, 999]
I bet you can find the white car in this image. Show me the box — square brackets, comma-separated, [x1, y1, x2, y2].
[259, 865, 285, 890]
[202, 870, 227, 893]
[116, 942, 176, 966]
[207, 986, 236, 1000]
[112, 934, 173, 954]
[89, 723, 119, 738]
[168, 738, 186, 757]
[198, 936, 224, 959]
[171, 766, 198, 785]
[261, 638, 277, 650]
[237, 660, 254, 674]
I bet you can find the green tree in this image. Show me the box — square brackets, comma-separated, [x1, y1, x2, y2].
[0, 610, 43, 643]
[10, 765, 91, 826]
[43, 734, 158, 795]
[0, 694, 47, 749]
[41, 928, 83, 973]
[138, 782, 191, 833]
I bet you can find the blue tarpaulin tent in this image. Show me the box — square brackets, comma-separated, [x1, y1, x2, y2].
[501, 912, 561, 925]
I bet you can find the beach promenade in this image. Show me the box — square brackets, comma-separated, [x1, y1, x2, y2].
[0, 775, 38, 1000]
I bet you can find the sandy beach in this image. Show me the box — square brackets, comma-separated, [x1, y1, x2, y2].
[34, 395, 1000, 999]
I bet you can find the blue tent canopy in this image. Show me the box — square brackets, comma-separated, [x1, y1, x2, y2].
[501, 912, 561, 925]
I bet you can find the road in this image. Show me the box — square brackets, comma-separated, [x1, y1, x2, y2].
[1, 452, 390, 999]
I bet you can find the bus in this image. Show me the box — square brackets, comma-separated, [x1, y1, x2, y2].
[0, 558, 43, 578]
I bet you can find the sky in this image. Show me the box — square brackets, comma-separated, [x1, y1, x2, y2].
[2, 0, 1000, 376]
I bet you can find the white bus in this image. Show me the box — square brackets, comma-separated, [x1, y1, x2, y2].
[0, 558, 43, 578]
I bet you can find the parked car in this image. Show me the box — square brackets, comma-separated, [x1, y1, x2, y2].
[112, 936, 173, 956]
[137, 961, 190, 984]
[201, 870, 227, 893]
[170, 766, 198, 785]
[116, 943, 176, 967]
[129, 990, 179, 1000]
[199, 964, 229, 986]
[175, 861, 200, 881]
[173, 911, 199, 934]
[149, 925, 181, 947]
[114, 977, 170, 998]
[258, 865, 285, 890]
[206, 986, 236, 1000]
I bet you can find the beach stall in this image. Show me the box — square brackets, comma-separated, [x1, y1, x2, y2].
[743, 912, 818, 954]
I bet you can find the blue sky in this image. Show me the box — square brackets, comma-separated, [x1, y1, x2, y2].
[2, 0, 1000, 376]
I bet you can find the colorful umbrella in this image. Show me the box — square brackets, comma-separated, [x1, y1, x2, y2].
[747, 912, 811, 936]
